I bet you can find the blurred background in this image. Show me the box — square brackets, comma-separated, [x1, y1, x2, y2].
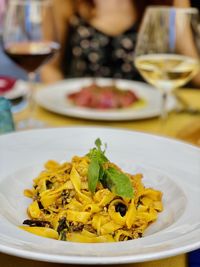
[0, 0, 199, 81]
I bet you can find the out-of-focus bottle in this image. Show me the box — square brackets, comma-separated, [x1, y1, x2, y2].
[0, 97, 15, 134]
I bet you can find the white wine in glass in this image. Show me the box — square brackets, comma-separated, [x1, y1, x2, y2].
[134, 7, 200, 119]
[3, 0, 60, 129]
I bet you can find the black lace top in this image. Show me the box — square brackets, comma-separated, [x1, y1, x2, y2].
[61, 15, 142, 80]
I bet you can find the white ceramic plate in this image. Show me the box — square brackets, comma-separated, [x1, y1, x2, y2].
[35, 78, 176, 121]
[0, 127, 200, 264]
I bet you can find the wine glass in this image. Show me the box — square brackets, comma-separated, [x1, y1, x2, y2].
[3, 0, 60, 128]
[134, 7, 200, 119]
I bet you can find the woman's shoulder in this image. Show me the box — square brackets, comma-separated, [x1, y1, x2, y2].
[52, 0, 75, 19]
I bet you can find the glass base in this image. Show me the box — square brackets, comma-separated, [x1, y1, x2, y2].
[16, 118, 47, 130]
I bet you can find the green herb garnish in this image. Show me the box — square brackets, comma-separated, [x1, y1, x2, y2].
[87, 138, 108, 193]
[88, 158, 100, 193]
[87, 138, 134, 198]
[103, 167, 134, 198]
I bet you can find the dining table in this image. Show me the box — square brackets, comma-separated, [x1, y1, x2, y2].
[1, 85, 200, 267]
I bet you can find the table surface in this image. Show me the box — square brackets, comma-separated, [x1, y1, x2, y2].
[1, 87, 200, 267]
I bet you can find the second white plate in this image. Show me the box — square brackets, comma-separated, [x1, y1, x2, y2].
[35, 78, 176, 121]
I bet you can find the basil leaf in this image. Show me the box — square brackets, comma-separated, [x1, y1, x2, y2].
[104, 167, 134, 198]
[95, 138, 102, 150]
[99, 165, 105, 181]
[88, 158, 100, 193]
[97, 150, 108, 164]
[88, 139, 108, 160]
[95, 138, 107, 153]
[88, 149, 108, 164]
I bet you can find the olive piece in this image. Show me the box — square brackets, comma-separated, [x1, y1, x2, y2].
[23, 219, 51, 228]
[115, 203, 127, 217]
[46, 180, 53, 189]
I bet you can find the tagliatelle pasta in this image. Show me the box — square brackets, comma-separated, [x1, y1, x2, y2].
[21, 141, 163, 243]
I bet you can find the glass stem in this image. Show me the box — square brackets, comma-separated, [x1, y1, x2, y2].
[27, 72, 36, 119]
[161, 91, 168, 120]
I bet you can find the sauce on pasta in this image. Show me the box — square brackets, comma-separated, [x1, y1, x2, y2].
[21, 141, 163, 243]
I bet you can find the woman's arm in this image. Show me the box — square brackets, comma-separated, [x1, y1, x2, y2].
[173, 0, 200, 87]
[41, 0, 74, 83]
[173, 0, 190, 7]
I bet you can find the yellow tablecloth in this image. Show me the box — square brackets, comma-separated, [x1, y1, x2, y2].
[0, 253, 187, 267]
[1, 88, 200, 267]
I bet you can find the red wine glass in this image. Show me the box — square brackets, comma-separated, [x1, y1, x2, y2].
[3, 0, 60, 128]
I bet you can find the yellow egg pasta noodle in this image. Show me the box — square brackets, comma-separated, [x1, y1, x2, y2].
[21, 139, 163, 242]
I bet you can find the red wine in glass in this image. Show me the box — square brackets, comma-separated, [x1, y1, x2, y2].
[3, 0, 60, 129]
[4, 41, 59, 73]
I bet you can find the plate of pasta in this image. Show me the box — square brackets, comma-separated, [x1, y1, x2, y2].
[0, 127, 200, 264]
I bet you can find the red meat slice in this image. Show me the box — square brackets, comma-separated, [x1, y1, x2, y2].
[67, 84, 139, 109]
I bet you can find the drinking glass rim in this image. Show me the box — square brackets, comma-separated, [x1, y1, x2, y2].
[146, 6, 198, 14]
[8, 0, 52, 6]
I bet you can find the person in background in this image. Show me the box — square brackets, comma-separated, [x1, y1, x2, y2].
[0, 0, 6, 33]
[41, 0, 190, 83]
